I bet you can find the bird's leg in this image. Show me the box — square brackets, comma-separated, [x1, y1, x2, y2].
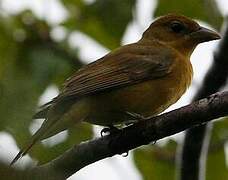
[125, 111, 157, 145]
[100, 125, 121, 137]
[101, 125, 129, 157]
[125, 111, 151, 121]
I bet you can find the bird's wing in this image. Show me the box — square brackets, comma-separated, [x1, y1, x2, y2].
[55, 45, 174, 102]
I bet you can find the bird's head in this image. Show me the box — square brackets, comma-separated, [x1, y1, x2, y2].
[142, 14, 221, 57]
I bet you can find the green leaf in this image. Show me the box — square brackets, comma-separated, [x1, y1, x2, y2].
[133, 140, 177, 180]
[206, 146, 228, 180]
[154, 0, 223, 30]
[0, 12, 92, 164]
[62, 0, 136, 49]
[206, 118, 228, 180]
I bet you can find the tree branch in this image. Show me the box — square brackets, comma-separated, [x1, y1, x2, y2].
[180, 21, 228, 180]
[26, 91, 228, 179]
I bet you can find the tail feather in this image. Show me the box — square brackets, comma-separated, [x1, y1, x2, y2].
[33, 102, 52, 119]
[10, 102, 54, 165]
[10, 99, 76, 165]
[10, 140, 37, 166]
[33, 106, 50, 119]
[10, 117, 58, 165]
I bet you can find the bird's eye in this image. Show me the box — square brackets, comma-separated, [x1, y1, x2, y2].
[170, 21, 185, 33]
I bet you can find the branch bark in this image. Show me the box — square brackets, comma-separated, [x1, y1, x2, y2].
[180, 21, 228, 180]
[24, 91, 228, 180]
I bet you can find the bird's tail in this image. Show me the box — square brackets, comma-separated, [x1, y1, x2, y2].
[10, 116, 58, 166]
[10, 107, 50, 165]
[10, 99, 75, 165]
[10, 137, 39, 166]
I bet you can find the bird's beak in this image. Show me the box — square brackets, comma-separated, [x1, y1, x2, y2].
[190, 26, 221, 43]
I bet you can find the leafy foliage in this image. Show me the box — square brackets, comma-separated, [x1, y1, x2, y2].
[0, 11, 90, 164]
[206, 119, 228, 180]
[62, 0, 136, 49]
[0, 0, 136, 165]
[133, 140, 177, 180]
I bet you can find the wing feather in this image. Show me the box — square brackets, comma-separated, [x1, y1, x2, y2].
[54, 46, 174, 102]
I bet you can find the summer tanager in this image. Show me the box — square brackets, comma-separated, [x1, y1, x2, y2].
[11, 14, 220, 165]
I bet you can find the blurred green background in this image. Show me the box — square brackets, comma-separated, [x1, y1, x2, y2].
[0, 0, 227, 180]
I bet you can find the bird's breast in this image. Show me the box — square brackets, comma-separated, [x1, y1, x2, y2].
[116, 55, 192, 114]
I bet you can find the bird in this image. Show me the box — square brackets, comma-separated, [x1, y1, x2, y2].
[11, 14, 220, 165]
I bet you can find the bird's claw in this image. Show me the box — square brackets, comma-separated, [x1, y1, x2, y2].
[208, 93, 219, 104]
[151, 140, 157, 145]
[122, 151, 129, 157]
[100, 127, 110, 137]
[100, 126, 120, 137]
[125, 111, 150, 121]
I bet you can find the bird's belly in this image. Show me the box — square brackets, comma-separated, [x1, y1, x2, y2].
[113, 79, 184, 115]
[85, 76, 187, 126]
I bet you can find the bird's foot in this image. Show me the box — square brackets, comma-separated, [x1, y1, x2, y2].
[151, 140, 157, 145]
[208, 92, 219, 104]
[121, 151, 129, 157]
[100, 126, 120, 137]
[125, 111, 150, 121]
